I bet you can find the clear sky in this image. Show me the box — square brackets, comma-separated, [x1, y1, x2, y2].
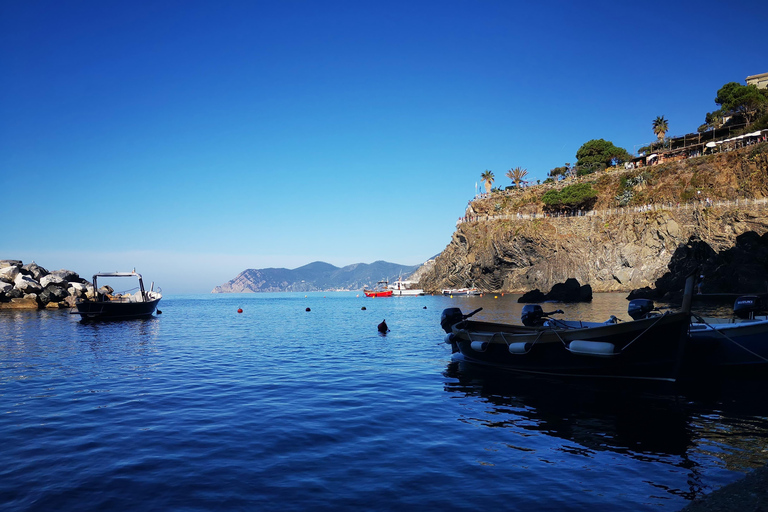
[2, 0, 766, 293]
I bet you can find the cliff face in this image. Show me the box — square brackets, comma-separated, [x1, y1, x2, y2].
[419, 207, 768, 294]
[419, 143, 768, 294]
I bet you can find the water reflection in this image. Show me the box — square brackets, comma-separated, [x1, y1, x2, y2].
[443, 361, 768, 500]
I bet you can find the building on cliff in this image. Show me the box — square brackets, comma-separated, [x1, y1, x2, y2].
[746, 71, 768, 89]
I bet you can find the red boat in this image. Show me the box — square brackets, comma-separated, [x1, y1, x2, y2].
[364, 280, 393, 297]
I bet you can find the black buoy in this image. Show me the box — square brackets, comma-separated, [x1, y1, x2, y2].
[361, 306, 366, 310]
[423, 306, 427, 309]
[156, 309, 162, 315]
[306, 307, 311, 312]
[378, 319, 389, 334]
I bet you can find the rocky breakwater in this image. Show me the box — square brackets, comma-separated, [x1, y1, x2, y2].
[418, 206, 768, 294]
[0, 260, 94, 310]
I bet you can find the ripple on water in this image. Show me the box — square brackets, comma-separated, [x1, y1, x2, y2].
[1, 293, 768, 511]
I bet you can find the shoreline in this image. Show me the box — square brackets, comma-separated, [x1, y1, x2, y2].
[680, 464, 768, 511]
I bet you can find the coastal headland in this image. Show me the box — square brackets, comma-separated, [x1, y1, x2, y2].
[418, 142, 768, 297]
[0, 261, 94, 310]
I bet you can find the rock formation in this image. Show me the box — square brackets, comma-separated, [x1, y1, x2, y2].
[419, 206, 768, 295]
[418, 142, 768, 295]
[518, 278, 593, 303]
[0, 260, 94, 310]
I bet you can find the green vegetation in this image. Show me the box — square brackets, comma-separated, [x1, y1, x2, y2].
[652, 115, 669, 141]
[713, 82, 768, 126]
[548, 164, 570, 181]
[541, 183, 598, 212]
[481, 170, 494, 194]
[575, 139, 631, 175]
[506, 167, 528, 188]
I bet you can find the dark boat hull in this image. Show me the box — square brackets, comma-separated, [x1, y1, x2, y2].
[449, 312, 690, 381]
[685, 319, 768, 374]
[74, 298, 160, 321]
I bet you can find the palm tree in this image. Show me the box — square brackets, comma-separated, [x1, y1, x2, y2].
[480, 170, 495, 194]
[652, 115, 669, 142]
[506, 167, 528, 188]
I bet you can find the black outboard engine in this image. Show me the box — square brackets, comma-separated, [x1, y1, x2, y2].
[521, 304, 545, 326]
[733, 295, 765, 320]
[628, 299, 655, 320]
[441, 308, 464, 333]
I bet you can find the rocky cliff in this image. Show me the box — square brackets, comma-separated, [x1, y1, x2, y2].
[419, 142, 768, 295]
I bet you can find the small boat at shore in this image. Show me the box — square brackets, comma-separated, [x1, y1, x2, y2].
[632, 295, 768, 375]
[439, 276, 695, 381]
[505, 294, 768, 376]
[364, 280, 393, 298]
[388, 277, 424, 296]
[442, 287, 481, 296]
[73, 271, 161, 321]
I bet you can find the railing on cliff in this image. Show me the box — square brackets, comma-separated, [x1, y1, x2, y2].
[456, 197, 768, 225]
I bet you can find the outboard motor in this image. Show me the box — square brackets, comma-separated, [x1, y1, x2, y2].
[733, 295, 765, 320]
[628, 299, 655, 320]
[441, 308, 465, 333]
[521, 304, 545, 326]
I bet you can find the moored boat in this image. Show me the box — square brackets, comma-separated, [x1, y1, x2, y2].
[73, 271, 161, 321]
[631, 295, 768, 375]
[439, 276, 695, 381]
[442, 287, 481, 296]
[441, 308, 691, 381]
[364, 280, 393, 298]
[388, 277, 424, 296]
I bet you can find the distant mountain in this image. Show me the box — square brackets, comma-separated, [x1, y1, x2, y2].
[212, 260, 421, 293]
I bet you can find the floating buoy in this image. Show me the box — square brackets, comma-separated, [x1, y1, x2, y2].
[361, 306, 367, 310]
[378, 319, 389, 334]
[306, 307, 311, 312]
[156, 309, 162, 315]
[237, 308, 243, 314]
[494, 295, 498, 299]
[423, 306, 427, 309]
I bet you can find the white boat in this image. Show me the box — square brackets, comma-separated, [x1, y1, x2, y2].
[442, 287, 481, 296]
[388, 278, 424, 296]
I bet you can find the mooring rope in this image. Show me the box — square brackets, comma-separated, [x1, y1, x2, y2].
[619, 313, 668, 352]
[692, 314, 768, 363]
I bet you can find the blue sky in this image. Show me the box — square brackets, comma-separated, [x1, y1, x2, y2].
[2, 0, 766, 293]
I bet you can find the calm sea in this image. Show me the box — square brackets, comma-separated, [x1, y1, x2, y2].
[1, 292, 767, 511]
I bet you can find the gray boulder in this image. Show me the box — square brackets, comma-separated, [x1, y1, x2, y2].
[13, 274, 43, 294]
[67, 282, 87, 297]
[0, 266, 20, 284]
[40, 274, 67, 288]
[22, 262, 49, 281]
[51, 269, 80, 282]
[0, 260, 22, 267]
[39, 285, 69, 304]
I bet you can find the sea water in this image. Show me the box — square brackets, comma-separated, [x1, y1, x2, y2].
[1, 292, 767, 511]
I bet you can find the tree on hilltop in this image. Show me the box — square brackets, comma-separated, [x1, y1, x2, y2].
[548, 165, 569, 181]
[704, 82, 768, 128]
[652, 115, 669, 141]
[506, 167, 528, 188]
[575, 139, 631, 175]
[480, 170, 495, 194]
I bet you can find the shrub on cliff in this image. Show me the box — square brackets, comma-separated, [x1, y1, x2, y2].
[541, 183, 598, 212]
[575, 139, 631, 175]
